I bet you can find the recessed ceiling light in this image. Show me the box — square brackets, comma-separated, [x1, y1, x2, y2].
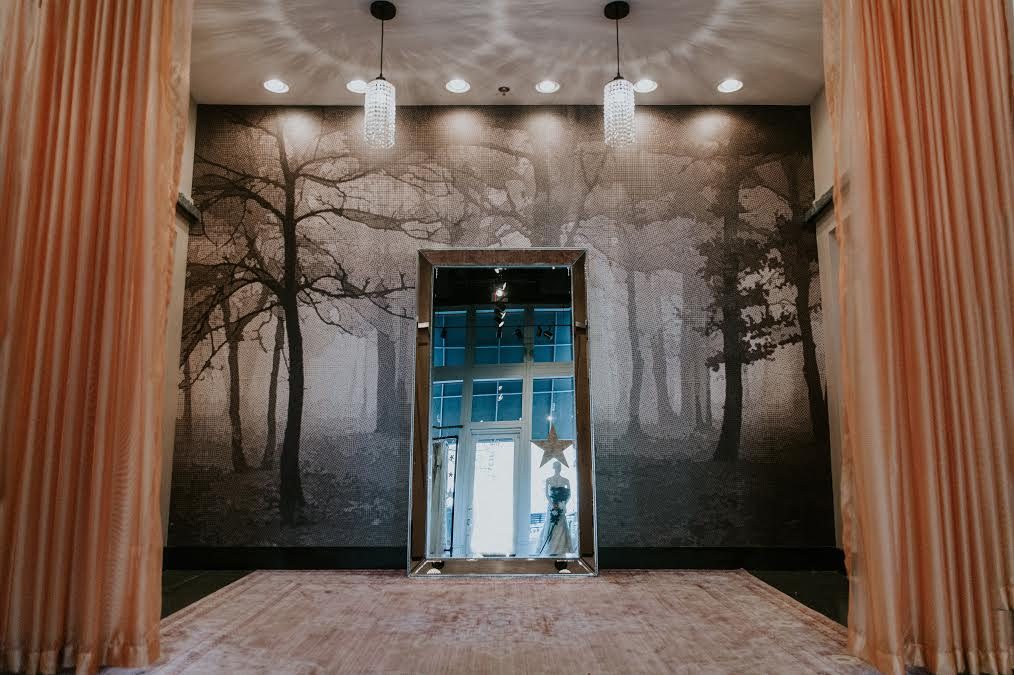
[445, 79, 471, 94]
[633, 79, 658, 93]
[535, 80, 561, 94]
[262, 79, 290, 94]
[346, 79, 368, 94]
[717, 78, 743, 93]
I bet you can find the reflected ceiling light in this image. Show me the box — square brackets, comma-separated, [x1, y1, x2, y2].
[535, 80, 561, 94]
[445, 79, 471, 93]
[364, 1, 397, 148]
[603, 1, 635, 147]
[262, 79, 290, 94]
[717, 78, 744, 93]
[346, 79, 368, 94]
[633, 79, 658, 93]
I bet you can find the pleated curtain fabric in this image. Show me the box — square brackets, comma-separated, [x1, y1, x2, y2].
[824, 1, 1014, 674]
[0, 1, 192, 673]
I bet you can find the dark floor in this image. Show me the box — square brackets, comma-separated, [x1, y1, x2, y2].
[748, 570, 849, 625]
[161, 570, 251, 618]
[162, 569, 848, 625]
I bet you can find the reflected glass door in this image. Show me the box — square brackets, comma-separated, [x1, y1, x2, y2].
[468, 434, 518, 556]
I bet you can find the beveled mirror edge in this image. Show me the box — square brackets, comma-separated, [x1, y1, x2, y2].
[406, 248, 598, 577]
[409, 556, 596, 578]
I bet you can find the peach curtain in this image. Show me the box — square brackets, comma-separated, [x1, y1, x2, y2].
[824, 1, 1014, 674]
[0, 1, 192, 673]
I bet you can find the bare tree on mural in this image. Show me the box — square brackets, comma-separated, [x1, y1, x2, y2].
[679, 272, 713, 431]
[180, 285, 288, 472]
[697, 118, 812, 461]
[260, 310, 286, 469]
[178, 255, 272, 470]
[755, 154, 828, 452]
[192, 108, 415, 524]
[168, 105, 832, 550]
[572, 146, 715, 440]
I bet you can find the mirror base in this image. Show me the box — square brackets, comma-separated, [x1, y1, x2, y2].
[409, 556, 596, 577]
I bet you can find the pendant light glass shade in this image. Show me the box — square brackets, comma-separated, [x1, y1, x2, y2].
[364, 77, 396, 148]
[603, 77, 635, 147]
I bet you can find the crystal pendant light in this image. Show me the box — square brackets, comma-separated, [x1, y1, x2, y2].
[364, 1, 397, 149]
[603, 1, 635, 147]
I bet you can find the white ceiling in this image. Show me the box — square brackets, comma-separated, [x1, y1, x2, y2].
[190, 0, 824, 106]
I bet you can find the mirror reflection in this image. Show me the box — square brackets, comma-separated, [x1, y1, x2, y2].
[427, 266, 579, 559]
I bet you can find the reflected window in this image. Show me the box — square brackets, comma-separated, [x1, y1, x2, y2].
[471, 379, 523, 422]
[474, 308, 525, 364]
[431, 380, 463, 430]
[431, 380, 463, 556]
[433, 310, 466, 367]
[470, 436, 517, 556]
[533, 308, 573, 362]
[432, 438, 458, 555]
[532, 377, 575, 440]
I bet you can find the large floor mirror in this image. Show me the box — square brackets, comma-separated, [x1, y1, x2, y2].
[409, 250, 597, 576]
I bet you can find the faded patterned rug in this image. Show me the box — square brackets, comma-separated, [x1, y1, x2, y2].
[112, 570, 877, 674]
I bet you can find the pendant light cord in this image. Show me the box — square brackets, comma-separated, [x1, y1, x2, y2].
[379, 18, 385, 78]
[615, 17, 621, 78]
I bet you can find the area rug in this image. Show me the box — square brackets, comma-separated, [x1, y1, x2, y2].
[111, 570, 876, 674]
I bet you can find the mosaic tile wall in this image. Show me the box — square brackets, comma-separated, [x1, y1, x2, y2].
[168, 105, 835, 548]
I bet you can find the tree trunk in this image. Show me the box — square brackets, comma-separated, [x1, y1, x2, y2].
[712, 182, 745, 461]
[278, 145, 305, 526]
[182, 356, 194, 448]
[703, 367, 713, 427]
[780, 156, 829, 455]
[279, 293, 305, 524]
[713, 337, 744, 460]
[680, 272, 712, 431]
[791, 257, 830, 452]
[374, 329, 396, 434]
[261, 312, 285, 470]
[651, 328, 676, 434]
[220, 299, 250, 472]
[626, 268, 643, 438]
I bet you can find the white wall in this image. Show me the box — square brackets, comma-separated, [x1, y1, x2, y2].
[810, 86, 844, 547]
[161, 97, 197, 543]
[810, 86, 833, 199]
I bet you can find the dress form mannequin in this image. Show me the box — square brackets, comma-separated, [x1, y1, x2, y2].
[538, 461, 574, 556]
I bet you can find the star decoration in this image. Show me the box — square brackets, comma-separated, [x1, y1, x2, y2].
[533, 423, 574, 468]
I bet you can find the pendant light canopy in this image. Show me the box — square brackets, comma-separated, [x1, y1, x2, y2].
[603, 1, 634, 147]
[365, 1, 397, 149]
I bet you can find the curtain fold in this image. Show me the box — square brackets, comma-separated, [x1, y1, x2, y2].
[824, 1, 1014, 674]
[0, 1, 192, 673]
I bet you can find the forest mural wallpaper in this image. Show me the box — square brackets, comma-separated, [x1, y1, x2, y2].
[168, 104, 833, 549]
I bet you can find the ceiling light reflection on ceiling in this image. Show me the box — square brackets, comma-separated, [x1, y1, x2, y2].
[445, 79, 471, 94]
[262, 79, 290, 94]
[717, 78, 744, 93]
[633, 79, 657, 93]
[346, 79, 368, 93]
[535, 80, 561, 94]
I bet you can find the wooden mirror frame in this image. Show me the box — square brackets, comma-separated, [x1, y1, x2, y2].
[408, 249, 598, 576]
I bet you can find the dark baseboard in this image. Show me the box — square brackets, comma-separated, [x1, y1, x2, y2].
[599, 546, 845, 572]
[164, 546, 844, 572]
[164, 546, 407, 570]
